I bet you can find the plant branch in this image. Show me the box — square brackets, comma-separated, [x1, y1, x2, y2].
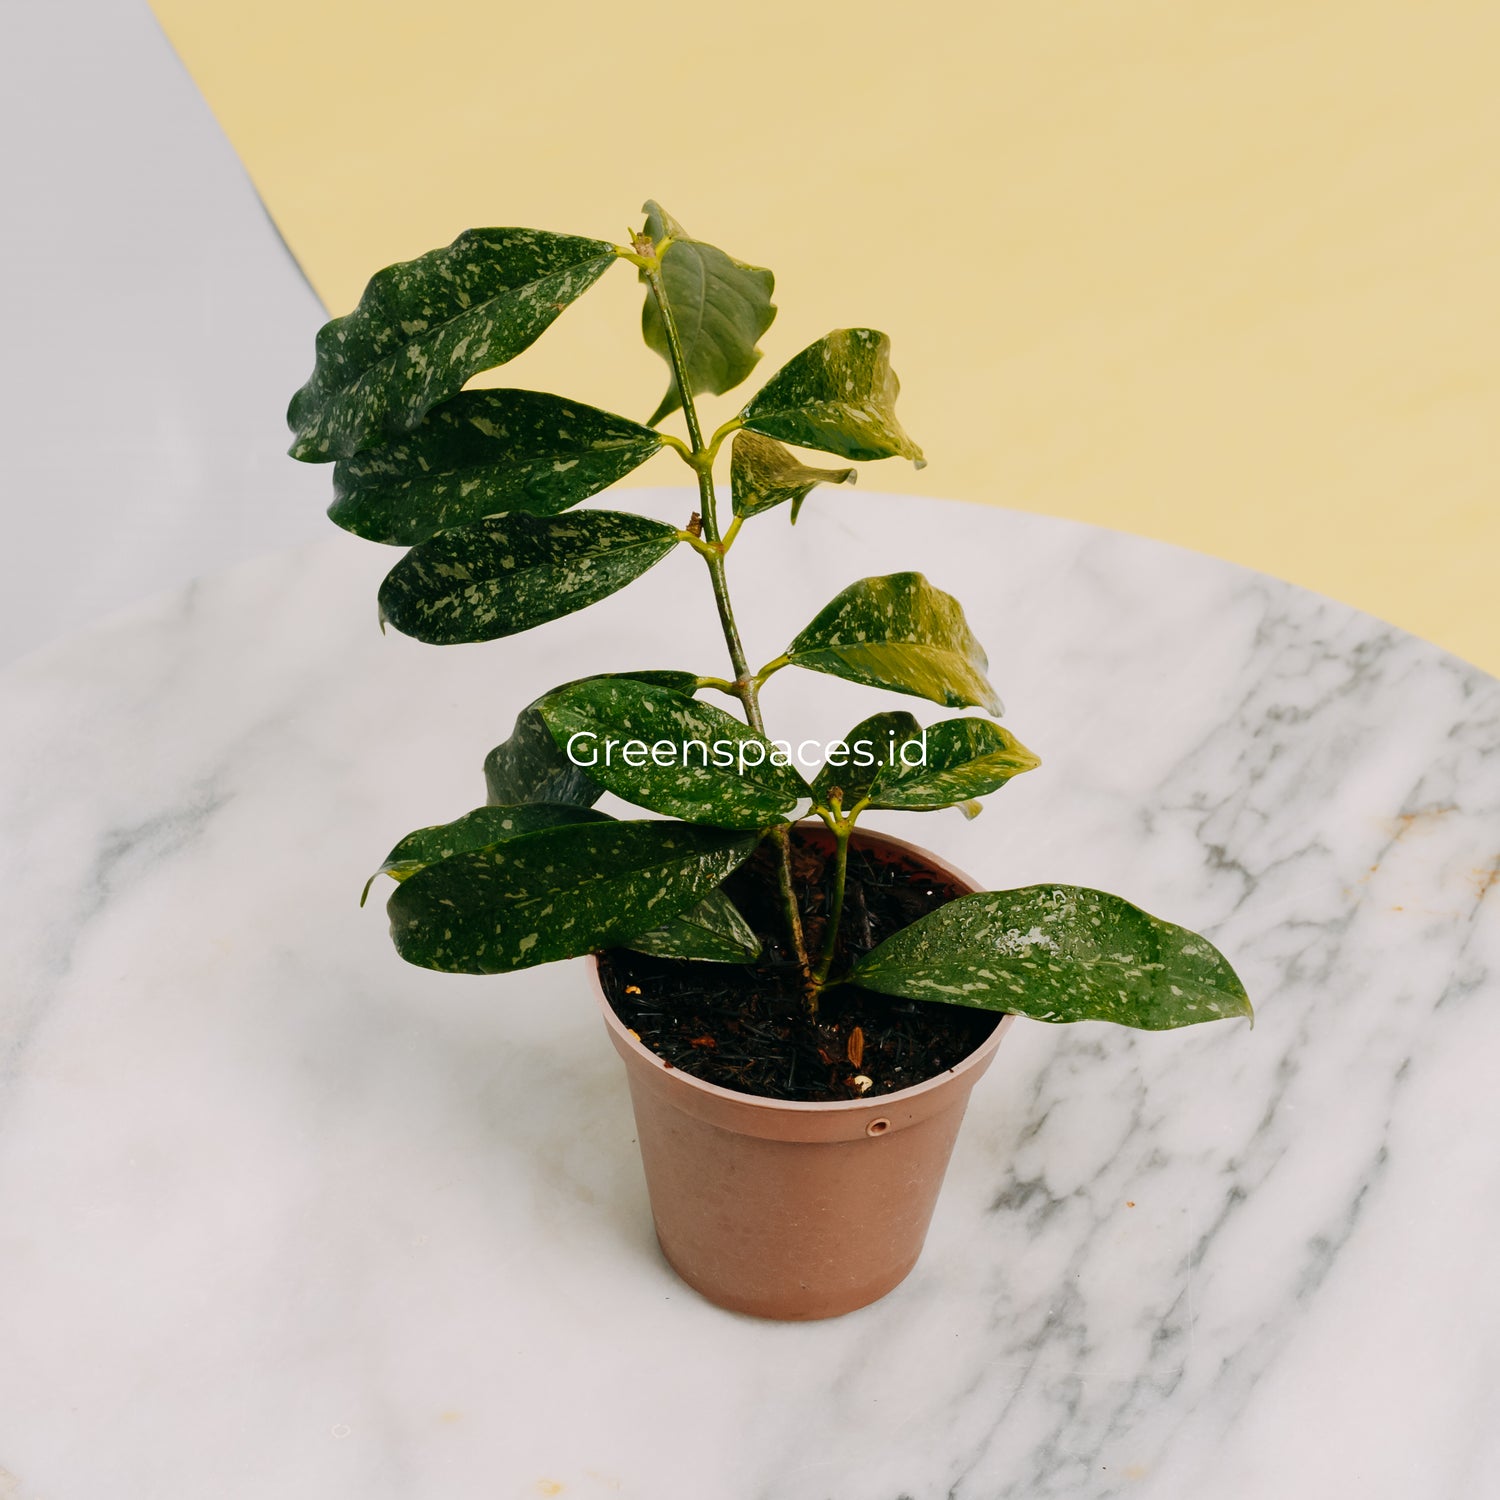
[674, 529, 719, 559]
[752, 653, 790, 689]
[643, 263, 708, 460]
[642, 259, 814, 996]
[704, 416, 743, 466]
[813, 820, 852, 987]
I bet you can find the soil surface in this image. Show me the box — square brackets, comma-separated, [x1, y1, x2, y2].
[597, 827, 1003, 1103]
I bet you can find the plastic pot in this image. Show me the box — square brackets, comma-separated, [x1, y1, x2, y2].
[593, 826, 1013, 1321]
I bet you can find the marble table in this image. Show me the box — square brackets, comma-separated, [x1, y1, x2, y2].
[3, 489, 1496, 1500]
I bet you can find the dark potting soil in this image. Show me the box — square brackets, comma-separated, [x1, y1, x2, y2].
[597, 828, 1003, 1104]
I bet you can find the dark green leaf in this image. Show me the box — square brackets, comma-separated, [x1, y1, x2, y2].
[730, 430, 856, 522]
[367, 797, 757, 961]
[387, 820, 759, 974]
[483, 671, 700, 809]
[485, 707, 605, 809]
[639, 201, 776, 426]
[378, 511, 679, 645]
[624, 887, 762, 962]
[329, 390, 662, 545]
[288, 228, 617, 461]
[362, 802, 608, 904]
[740, 328, 924, 464]
[852, 886, 1253, 1030]
[535, 676, 810, 828]
[785, 572, 1002, 713]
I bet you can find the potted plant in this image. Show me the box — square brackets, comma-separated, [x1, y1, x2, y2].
[289, 203, 1252, 1320]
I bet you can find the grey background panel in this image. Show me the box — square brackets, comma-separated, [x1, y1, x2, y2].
[0, 0, 328, 665]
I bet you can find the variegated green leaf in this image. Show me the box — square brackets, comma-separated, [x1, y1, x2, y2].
[640, 201, 776, 426]
[784, 572, 1002, 713]
[362, 802, 608, 904]
[740, 328, 924, 464]
[484, 671, 700, 809]
[365, 800, 757, 961]
[485, 707, 605, 809]
[625, 886, 762, 962]
[730, 430, 856, 522]
[812, 711, 1033, 814]
[809, 710, 919, 810]
[387, 820, 759, 974]
[868, 716, 1039, 810]
[535, 676, 810, 828]
[378, 511, 680, 645]
[288, 228, 617, 461]
[852, 886, 1253, 1030]
[329, 390, 662, 545]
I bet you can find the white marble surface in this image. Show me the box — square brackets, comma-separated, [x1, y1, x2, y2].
[2, 488, 1497, 1499]
[0, 0, 328, 666]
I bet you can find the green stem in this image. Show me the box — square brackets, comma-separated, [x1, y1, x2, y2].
[674, 529, 719, 559]
[752, 653, 790, 689]
[644, 264, 708, 462]
[642, 260, 814, 999]
[812, 821, 852, 986]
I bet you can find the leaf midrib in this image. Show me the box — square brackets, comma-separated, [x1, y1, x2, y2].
[417, 528, 671, 591]
[461, 835, 739, 910]
[347, 432, 659, 489]
[789, 638, 976, 664]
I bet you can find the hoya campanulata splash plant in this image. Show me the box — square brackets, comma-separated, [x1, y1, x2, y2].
[289, 202, 1252, 1037]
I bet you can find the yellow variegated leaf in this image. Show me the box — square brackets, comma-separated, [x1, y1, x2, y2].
[785, 573, 1001, 713]
[730, 430, 856, 522]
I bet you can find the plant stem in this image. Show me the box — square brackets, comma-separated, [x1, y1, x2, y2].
[642, 259, 814, 999]
[812, 821, 852, 986]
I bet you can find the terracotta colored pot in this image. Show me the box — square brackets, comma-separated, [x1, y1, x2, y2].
[593, 827, 1014, 1321]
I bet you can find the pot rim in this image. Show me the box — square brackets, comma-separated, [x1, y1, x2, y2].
[591, 823, 1013, 1118]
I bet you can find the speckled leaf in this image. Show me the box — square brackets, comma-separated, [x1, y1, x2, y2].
[329, 390, 663, 544]
[378, 511, 679, 645]
[387, 820, 759, 975]
[535, 677, 810, 828]
[367, 801, 755, 962]
[810, 711, 921, 810]
[362, 802, 608, 903]
[813, 711, 1032, 815]
[624, 887, 762, 962]
[484, 671, 700, 809]
[730, 431, 856, 522]
[869, 717, 1039, 809]
[853, 886, 1253, 1030]
[740, 329, 924, 465]
[785, 573, 1002, 713]
[640, 201, 776, 426]
[288, 228, 616, 461]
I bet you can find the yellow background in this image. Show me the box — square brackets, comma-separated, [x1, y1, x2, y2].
[152, 1, 1499, 671]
